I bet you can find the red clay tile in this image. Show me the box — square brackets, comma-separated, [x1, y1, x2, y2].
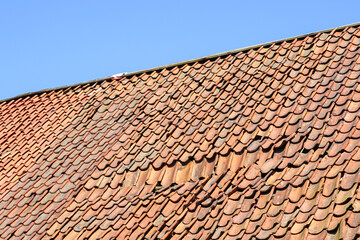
[0, 23, 360, 240]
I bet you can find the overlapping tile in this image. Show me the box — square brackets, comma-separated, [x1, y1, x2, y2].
[0, 24, 360, 239]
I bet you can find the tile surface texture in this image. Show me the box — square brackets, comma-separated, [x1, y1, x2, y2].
[1, 24, 360, 239]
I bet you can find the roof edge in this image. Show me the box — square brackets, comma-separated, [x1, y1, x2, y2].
[1, 22, 359, 103]
[122, 22, 360, 77]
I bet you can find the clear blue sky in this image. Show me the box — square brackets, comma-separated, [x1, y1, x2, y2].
[1, 1, 359, 100]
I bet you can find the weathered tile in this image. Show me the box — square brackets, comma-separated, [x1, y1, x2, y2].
[0, 23, 360, 240]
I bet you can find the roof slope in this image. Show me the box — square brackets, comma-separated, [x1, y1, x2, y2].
[1, 24, 360, 239]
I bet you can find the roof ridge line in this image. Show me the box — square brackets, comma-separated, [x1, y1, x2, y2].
[123, 22, 360, 77]
[1, 22, 359, 104]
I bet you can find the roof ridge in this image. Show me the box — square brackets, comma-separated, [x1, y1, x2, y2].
[1, 21, 359, 104]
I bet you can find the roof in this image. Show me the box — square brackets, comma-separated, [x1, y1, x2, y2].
[1, 23, 360, 239]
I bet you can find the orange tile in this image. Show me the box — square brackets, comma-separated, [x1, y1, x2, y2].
[1, 23, 360, 240]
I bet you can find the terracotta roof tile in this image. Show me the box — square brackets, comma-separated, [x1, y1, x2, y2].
[0, 23, 360, 239]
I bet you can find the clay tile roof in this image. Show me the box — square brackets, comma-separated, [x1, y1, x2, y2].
[1, 22, 360, 239]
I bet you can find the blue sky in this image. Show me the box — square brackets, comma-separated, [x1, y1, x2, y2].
[1, 1, 359, 100]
